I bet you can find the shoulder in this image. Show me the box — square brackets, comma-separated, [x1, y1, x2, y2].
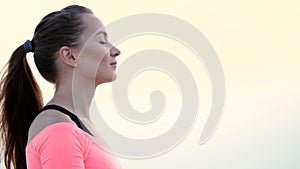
[27, 121, 89, 156]
[26, 122, 89, 168]
[28, 109, 75, 143]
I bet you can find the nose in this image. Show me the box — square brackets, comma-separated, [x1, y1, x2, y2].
[110, 46, 121, 57]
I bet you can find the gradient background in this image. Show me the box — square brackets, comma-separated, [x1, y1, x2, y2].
[1, 0, 299, 169]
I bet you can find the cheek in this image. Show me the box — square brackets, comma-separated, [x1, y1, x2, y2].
[77, 47, 108, 80]
[81, 39, 109, 60]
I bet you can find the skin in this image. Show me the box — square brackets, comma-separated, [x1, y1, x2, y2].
[28, 13, 120, 142]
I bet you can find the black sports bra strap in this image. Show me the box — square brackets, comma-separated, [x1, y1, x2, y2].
[39, 105, 93, 136]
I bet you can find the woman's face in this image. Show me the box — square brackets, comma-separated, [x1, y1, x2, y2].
[76, 13, 120, 86]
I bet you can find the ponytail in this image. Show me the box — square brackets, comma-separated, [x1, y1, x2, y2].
[0, 45, 43, 169]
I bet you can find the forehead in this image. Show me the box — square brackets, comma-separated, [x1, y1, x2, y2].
[81, 13, 105, 42]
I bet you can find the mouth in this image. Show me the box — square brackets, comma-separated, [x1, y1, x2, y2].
[110, 61, 117, 69]
[110, 61, 117, 66]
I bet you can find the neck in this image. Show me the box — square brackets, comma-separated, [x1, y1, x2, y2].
[49, 76, 96, 119]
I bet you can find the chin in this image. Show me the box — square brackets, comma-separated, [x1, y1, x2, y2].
[95, 74, 117, 85]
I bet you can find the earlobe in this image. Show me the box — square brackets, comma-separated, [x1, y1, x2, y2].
[59, 46, 78, 68]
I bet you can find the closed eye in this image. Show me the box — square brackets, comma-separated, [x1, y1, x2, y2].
[99, 41, 107, 44]
[97, 32, 108, 45]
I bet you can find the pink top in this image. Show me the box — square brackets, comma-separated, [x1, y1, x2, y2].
[26, 122, 121, 169]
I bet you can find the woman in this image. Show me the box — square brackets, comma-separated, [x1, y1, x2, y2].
[0, 5, 121, 169]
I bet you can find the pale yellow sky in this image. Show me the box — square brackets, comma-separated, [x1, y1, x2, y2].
[1, 0, 300, 169]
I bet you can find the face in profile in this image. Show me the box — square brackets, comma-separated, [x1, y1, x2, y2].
[75, 13, 121, 86]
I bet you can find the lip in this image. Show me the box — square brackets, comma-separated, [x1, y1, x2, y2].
[110, 61, 117, 69]
[110, 61, 117, 65]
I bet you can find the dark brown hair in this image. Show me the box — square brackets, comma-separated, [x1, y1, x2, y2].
[0, 5, 92, 169]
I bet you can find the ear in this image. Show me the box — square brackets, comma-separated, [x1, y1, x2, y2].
[58, 46, 77, 67]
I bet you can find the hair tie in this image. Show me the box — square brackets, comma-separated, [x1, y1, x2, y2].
[23, 40, 34, 53]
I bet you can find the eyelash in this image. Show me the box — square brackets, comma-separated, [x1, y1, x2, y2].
[99, 41, 107, 44]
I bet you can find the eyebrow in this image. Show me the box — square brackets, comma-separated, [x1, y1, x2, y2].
[94, 31, 107, 37]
